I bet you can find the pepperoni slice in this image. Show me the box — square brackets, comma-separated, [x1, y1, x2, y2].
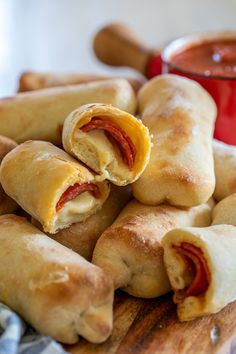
[80, 117, 136, 170]
[174, 242, 210, 297]
[56, 182, 100, 212]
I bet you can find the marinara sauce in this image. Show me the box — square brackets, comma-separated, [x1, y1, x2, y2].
[171, 40, 236, 78]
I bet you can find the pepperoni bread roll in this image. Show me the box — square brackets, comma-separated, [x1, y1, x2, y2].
[0, 214, 113, 344]
[63, 103, 151, 186]
[32, 185, 132, 260]
[213, 139, 236, 201]
[132, 74, 216, 207]
[18, 71, 144, 93]
[0, 79, 136, 145]
[92, 198, 214, 298]
[162, 225, 236, 321]
[0, 141, 110, 233]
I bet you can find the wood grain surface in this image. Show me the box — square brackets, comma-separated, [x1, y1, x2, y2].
[66, 291, 236, 354]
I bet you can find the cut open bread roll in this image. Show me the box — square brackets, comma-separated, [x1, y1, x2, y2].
[162, 225, 236, 321]
[0, 214, 114, 344]
[32, 185, 132, 260]
[92, 198, 214, 298]
[63, 103, 151, 186]
[0, 141, 110, 233]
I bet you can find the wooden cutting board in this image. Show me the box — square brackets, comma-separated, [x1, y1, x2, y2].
[66, 291, 236, 354]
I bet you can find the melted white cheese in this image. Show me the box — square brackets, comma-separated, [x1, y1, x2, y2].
[54, 191, 97, 229]
[76, 129, 132, 181]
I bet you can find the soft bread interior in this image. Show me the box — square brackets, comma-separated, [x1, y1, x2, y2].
[73, 129, 133, 185]
[62, 104, 151, 186]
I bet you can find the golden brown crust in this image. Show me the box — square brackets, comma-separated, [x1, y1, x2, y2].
[213, 140, 236, 201]
[0, 136, 18, 215]
[0, 214, 114, 343]
[18, 71, 144, 93]
[0, 79, 137, 144]
[132, 74, 216, 207]
[0, 141, 110, 233]
[92, 198, 214, 298]
[212, 193, 236, 226]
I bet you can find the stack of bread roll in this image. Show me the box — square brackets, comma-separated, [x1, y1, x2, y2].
[0, 71, 235, 346]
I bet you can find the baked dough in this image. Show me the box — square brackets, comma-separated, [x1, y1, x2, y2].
[0, 79, 136, 145]
[0, 135, 18, 215]
[132, 74, 216, 207]
[0, 141, 110, 233]
[212, 193, 236, 226]
[18, 71, 143, 93]
[162, 224, 236, 321]
[0, 135, 18, 162]
[92, 198, 214, 298]
[32, 185, 132, 260]
[63, 103, 151, 186]
[213, 139, 236, 201]
[0, 214, 113, 344]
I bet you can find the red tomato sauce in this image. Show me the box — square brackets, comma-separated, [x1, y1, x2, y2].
[171, 40, 236, 78]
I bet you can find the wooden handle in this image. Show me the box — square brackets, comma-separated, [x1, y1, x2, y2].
[93, 23, 155, 75]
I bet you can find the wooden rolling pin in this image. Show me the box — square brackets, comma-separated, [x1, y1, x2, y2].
[93, 23, 162, 78]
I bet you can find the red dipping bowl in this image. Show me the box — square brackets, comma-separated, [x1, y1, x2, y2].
[94, 25, 236, 145]
[149, 31, 236, 145]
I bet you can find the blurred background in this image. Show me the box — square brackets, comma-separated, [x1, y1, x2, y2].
[0, 0, 236, 96]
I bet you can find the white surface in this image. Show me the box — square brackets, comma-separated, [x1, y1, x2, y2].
[0, 0, 236, 96]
